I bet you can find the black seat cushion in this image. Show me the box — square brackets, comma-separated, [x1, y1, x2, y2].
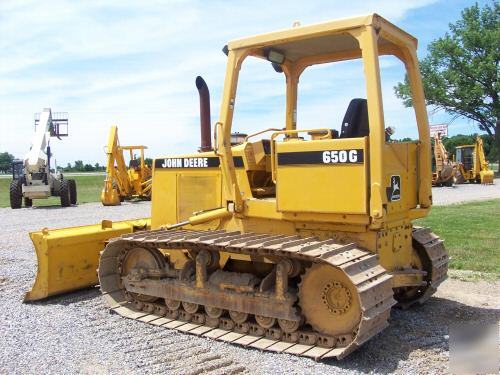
[340, 98, 369, 138]
[129, 159, 139, 169]
[262, 139, 271, 154]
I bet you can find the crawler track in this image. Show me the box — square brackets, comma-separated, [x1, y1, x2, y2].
[407, 227, 449, 306]
[98, 229, 397, 360]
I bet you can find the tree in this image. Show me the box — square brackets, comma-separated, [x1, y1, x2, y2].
[74, 160, 84, 171]
[84, 163, 94, 172]
[0, 152, 15, 173]
[395, 2, 499, 171]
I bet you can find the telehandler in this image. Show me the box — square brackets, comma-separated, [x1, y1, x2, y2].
[101, 125, 152, 206]
[454, 136, 494, 184]
[431, 133, 455, 187]
[10, 108, 77, 208]
[25, 14, 448, 360]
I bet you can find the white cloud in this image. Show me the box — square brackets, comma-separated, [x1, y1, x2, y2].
[0, 0, 441, 164]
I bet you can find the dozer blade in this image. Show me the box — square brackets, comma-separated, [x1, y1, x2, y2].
[25, 218, 150, 302]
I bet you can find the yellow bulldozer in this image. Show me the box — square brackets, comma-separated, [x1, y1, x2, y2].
[25, 14, 448, 360]
[454, 136, 494, 184]
[101, 125, 152, 205]
[432, 132, 455, 187]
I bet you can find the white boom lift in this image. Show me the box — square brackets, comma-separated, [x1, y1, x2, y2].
[10, 108, 77, 208]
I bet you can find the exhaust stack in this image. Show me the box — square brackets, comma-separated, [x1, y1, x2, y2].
[196, 76, 211, 152]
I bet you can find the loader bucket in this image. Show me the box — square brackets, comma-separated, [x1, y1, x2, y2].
[480, 170, 494, 184]
[25, 218, 150, 302]
[101, 179, 121, 206]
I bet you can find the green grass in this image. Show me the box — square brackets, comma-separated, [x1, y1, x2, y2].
[416, 199, 500, 277]
[0, 175, 104, 207]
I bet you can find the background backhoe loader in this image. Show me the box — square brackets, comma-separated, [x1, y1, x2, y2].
[454, 136, 494, 184]
[101, 125, 152, 205]
[25, 15, 448, 360]
[432, 132, 455, 187]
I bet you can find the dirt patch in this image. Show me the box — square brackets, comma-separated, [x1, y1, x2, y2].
[436, 271, 500, 309]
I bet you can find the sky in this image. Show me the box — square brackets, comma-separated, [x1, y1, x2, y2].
[0, 0, 490, 165]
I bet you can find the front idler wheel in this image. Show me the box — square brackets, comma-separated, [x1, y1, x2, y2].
[121, 247, 166, 303]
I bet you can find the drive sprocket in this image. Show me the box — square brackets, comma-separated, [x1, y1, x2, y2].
[298, 263, 361, 336]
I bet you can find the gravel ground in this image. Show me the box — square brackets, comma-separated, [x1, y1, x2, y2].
[1, 201, 499, 374]
[432, 178, 500, 205]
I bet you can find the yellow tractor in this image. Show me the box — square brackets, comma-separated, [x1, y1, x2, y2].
[455, 136, 494, 184]
[25, 14, 448, 360]
[101, 125, 152, 205]
[432, 132, 455, 187]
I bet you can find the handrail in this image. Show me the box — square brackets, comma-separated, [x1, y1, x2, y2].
[244, 128, 284, 142]
[213, 121, 223, 156]
[270, 128, 332, 183]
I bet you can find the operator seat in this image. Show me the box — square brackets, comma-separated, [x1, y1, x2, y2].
[339, 98, 369, 138]
[129, 159, 139, 169]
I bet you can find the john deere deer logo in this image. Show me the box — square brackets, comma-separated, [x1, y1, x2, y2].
[391, 175, 401, 201]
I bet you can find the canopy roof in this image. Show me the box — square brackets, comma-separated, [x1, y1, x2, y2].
[228, 14, 417, 63]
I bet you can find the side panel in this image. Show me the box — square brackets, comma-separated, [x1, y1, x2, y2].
[152, 154, 222, 229]
[178, 172, 222, 223]
[276, 138, 368, 214]
[384, 142, 418, 215]
[151, 170, 177, 229]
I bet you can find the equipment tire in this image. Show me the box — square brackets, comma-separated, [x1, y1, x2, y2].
[10, 179, 23, 209]
[68, 179, 77, 205]
[60, 180, 71, 207]
[24, 197, 33, 207]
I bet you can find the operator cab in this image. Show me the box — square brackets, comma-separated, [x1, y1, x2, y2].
[129, 158, 140, 170]
[455, 146, 473, 171]
[12, 160, 24, 180]
[221, 14, 430, 219]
